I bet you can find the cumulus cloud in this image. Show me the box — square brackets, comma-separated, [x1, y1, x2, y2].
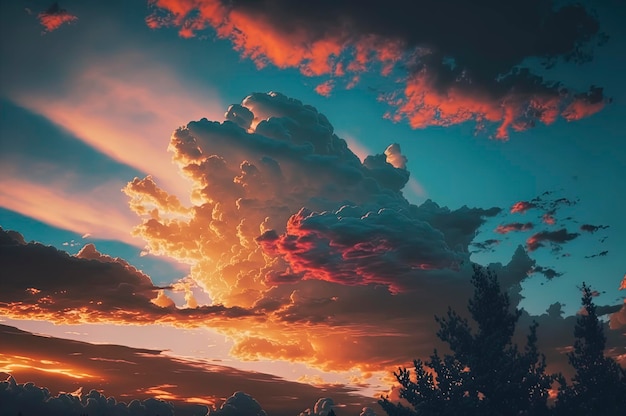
[120, 91, 621, 379]
[147, 0, 608, 138]
[37, 2, 77, 32]
[299, 397, 335, 416]
[122, 92, 548, 374]
[210, 391, 267, 416]
[0, 376, 175, 416]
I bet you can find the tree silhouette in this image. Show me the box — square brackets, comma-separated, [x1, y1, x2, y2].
[554, 282, 626, 415]
[379, 266, 555, 416]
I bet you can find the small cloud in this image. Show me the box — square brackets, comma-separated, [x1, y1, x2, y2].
[531, 265, 563, 280]
[314, 80, 335, 97]
[495, 222, 533, 234]
[471, 239, 501, 253]
[37, 3, 78, 33]
[510, 201, 536, 214]
[580, 224, 610, 233]
[526, 228, 579, 252]
[584, 250, 609, 259]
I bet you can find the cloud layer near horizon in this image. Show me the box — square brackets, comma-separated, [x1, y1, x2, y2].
[148, 0, 608, 138]
[0, 324, 374, 416]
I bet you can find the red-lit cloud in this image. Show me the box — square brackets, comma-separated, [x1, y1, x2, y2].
[37, 3, 77, 32]
[495, 222, 534, 234]
[147, 0, 608, 138]
[526, 228, 580, 252]
[511, 201, 537, 214]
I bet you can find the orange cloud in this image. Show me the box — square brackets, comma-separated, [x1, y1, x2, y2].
[37, 3, 77, 32]
[119, 92, 514, 374]
[0, 228, 256, 327]
[1, 324, 377, 415]
[147, 1, 607, 138]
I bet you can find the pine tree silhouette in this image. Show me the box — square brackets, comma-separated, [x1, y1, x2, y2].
[555, 282, 626, 415]
[379, 266, 555, 416]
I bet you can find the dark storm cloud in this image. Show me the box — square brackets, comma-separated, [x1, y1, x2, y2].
[0, 228, 255, 325]
[149, 0, 609, 138]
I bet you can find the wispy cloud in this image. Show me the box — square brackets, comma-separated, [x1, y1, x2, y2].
[0, 177, 139, 246]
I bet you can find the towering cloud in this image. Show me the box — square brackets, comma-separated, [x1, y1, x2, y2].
[147, 0, 608, 138]
[121, 92, 555, 374]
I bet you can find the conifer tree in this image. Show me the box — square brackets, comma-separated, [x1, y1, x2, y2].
[555, 283, 626, 415]
[379, 266, 555, 416]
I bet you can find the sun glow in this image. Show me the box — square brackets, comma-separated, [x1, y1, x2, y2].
[0, 354, 96, 380]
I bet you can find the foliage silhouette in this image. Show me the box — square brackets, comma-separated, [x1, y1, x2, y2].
[379, 266, 555, 416]
[554, 282, 626, 415]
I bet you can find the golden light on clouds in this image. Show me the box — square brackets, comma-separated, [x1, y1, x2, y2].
[0, 354, 96, 380]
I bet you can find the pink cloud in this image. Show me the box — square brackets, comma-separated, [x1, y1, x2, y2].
[495, 222, 534, 234]
[510, 201, 537, 214]
[314, 80, 335, 97]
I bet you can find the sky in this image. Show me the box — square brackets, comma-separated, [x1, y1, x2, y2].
[0, 0, 625, 415]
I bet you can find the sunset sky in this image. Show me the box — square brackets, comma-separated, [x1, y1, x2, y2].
[1, 1, 625, 415]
